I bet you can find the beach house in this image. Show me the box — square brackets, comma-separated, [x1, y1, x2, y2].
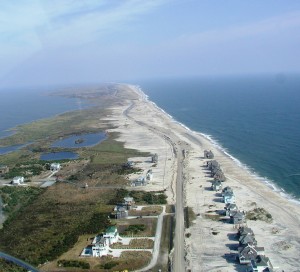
[230, 210, 246, 225]
[123, 196, 135, 209]
[238, 244, 265, 264]
[103, 226, 119, 245]
[204, 150, 214, 159]
[225, 203, 238, 216]
[211, 180, 222, 191]
[223, 191, 235, 204]
[12, 176, 24, 185]
[131, 176, 148, 187]
[81, 235, 109, 257]
[239, 234, 257, 246]
[213, 169, 226, 182]
[111, 206, 128, 219]
[81, 226, 120, 258]
[248, 255, 274, 272]
[238, 226, 254, 237]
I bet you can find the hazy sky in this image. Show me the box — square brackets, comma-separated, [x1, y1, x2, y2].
[1, 0, 300, 87]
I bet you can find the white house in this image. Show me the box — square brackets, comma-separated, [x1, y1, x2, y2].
[12, 176, 24, 185]
[103, 226, 119, 245]
[146, 169, 153, 181]
[50, 163, 61, 171]
[81, 226, 120, 258]
[81, 236, 109, 257]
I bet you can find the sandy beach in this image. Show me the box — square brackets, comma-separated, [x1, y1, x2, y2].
[104, 84, 300, 272]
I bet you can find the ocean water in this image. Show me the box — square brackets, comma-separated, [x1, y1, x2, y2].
[0, 87, 87, 139]
[138, 75, 300, 201]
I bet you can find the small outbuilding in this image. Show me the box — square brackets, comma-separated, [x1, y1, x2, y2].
[151, 153, 158, 163]
[12, 176, 24, 185]
[50, 163, 61, 171]
[0, 165, 9, 175]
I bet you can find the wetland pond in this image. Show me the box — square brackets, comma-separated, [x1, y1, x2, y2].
[51, 131, 107, 148]
[40, 131, 107, 161]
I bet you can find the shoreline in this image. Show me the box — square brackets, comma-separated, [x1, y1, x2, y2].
[108, 84, 300, 271]
[137, 84, 300, 206]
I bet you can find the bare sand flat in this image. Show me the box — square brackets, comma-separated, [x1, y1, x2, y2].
[104, 84, 300, 272]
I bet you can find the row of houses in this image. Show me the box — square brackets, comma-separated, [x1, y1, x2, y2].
[237, 227, 274, 272]
[205, 156, 274, 271]
[219, 187, 273, 271]
[206, 159, 226, 182]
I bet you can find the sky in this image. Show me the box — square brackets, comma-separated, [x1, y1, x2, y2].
[1, 0, 300, 87]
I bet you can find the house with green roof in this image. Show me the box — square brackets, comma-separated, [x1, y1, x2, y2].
[103, 225, 119, 244]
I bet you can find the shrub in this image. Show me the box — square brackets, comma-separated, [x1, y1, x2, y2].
[57, 259, 90, 269]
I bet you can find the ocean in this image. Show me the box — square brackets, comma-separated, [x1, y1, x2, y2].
[137, 74, 300, 201]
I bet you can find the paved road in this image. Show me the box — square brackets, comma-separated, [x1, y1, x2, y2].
[174, 150, 185, 272]
[0, 251, 40, 272]
[123, 98, 187, 271]
[136, 206, 166, 272]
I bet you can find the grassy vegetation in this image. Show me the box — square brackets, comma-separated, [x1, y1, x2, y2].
[57, 259, 90, 269]
[117, 218, 157, 237]
[0, 186, 43, 220]
[246, 207, 273, 223]
[109, 188, 167, 205]
[2, 160, 50, 179]
[124, 224, 146, 234]
[0, 259, 28, 272]
[0, 86, 169, 271]
[0, 184, 113, 266]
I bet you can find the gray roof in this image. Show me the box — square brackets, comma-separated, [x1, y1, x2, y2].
[239, 234, 257, 245]
[238, 227, 254, 237]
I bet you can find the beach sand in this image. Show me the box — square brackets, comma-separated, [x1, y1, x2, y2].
[104, 84, 300, 272]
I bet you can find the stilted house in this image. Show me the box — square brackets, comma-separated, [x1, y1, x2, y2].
[225, 203, 238, 216]
[238, 226, 254, 237]
[239, 234, 257, 246]
[238, 244, 265, 264]
[230, 210, 246, 225]
[248, 255, 274, 272]
[213, 169, 226, 182]
[204, 150, 214, 159]
[211, 180, 222, 191]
